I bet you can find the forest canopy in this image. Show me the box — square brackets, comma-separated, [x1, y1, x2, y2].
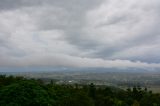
[0, 75, 160, 106]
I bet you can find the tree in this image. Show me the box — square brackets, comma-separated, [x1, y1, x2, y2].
[0, 80, 55, 106]
[132, 100, 140, 106]
[89, 83, 96, 99]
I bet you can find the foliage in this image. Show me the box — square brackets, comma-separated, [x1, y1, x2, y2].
[0, 75, 160, 106]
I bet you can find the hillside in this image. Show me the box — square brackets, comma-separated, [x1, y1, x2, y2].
[0, 75, 160, 106]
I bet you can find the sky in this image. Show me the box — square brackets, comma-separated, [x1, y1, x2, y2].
[0, 0, 160, 71]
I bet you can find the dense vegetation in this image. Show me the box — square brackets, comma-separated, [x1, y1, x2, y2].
[0, 75, 160, 106]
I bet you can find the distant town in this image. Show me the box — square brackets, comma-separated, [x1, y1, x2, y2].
[1, 71, 160, 93]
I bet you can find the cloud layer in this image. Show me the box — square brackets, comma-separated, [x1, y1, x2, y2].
[0, 0, 160, 70]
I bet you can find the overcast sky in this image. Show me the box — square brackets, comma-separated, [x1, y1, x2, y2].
[0, 0, 160, 71]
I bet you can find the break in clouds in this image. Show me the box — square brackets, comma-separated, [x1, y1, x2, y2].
[0, 0, 160, 70]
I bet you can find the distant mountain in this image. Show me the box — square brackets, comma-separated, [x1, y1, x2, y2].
[0, 67, 159, 73]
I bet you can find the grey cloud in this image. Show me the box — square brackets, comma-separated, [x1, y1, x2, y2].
[17, 0, 105, 51]
[0, 0, 41, 10]
[81, 0, 160, 63]
[0, 0, 160, 69]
